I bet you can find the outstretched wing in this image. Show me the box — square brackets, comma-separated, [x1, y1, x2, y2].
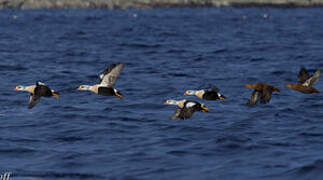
[298, 67, 310, 84]
[182, 107, 196, 119]
[99, 63, 124, 87]
[303, 70, 321, 87]
[211, 86, 220, 92]
[260, 87, 273, 104]
[28, 94, 40, 109]
[170, 107, 195, 120]
[171, 108, 182, 120]
[247, 90, 261, 106]
[98, 64, 116, 84]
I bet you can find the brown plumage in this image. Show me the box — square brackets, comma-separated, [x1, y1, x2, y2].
[285, 67, 321, 94]
[245, 83, 280, 106]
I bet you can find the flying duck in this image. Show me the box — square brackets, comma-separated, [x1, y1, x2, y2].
[164, 99, 210, 120]
[14, 81, 59, 109]
[77, 63, 124, 98]
[184, 87, 226, 100]
[245, 83, 280, 106]
[285, 67, 321, 94]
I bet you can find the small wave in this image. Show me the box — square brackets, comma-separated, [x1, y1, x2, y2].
[54, 136, 86, 142]
[0, 147, 36, 154]
[167, 73, 189, 77]
[119, 42, 162, 49]
[271, 70, 287, 75]
[167, 150, 188, 156]
[0, 65, 27, 71]
[275, 159, 323, 180]
[213, 48, 227, 54]
[299, 132, 323, 137]
[17, 171, 102, 179]
[85, 16, 102, 21]
[166, 49, 186, 54]
[64, 51, 88, 57]
[159, 31, 177, 37]
[250, 57, 265, 62]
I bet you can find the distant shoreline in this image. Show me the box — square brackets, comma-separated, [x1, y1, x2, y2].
[0, 0, 322, 9]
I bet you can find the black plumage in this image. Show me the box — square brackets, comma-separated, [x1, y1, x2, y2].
[34, 82, 54, 97]
[28, 82, 59, 109]
[98, 63, 124, 98]
[98, 87, 122, 97]
[202, 87, 226, 100]
[171, 100, 209, 120]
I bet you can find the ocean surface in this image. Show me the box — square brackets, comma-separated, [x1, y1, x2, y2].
[0, 7, 323, 180]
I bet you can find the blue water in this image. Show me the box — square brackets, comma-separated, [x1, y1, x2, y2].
[0, 8, 323, 180]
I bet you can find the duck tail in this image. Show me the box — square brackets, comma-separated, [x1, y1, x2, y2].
[52, 92, 60, 99]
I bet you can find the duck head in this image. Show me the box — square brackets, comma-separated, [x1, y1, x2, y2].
[285, 83, 294, 89]
[164, 99, 179, 105]
[245, 84, 255, 89]
[77, 85, 91, 91]
[184, 90, 197, 95]
[14, 85, 26, 91]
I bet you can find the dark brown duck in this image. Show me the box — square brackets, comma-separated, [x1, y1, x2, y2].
[285, 67, 320, 94]
[245, 83, 280, 106]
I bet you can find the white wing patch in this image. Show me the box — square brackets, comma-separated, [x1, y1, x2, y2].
[186, 102, 196, 108]
[99, 74, 104, 80]
[303, 70, 321, 87]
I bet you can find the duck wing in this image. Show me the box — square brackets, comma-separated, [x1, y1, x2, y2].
[211, 86, 220, 92]
[260, 87, 273, 104]
[170, 108, 182, 120]
[99, 63, 124, 87]
[298, 67, 310, 84]
[182, 107, 196, 119]
[170, 106, 195, 120]
[247, 90, 261, 105]
[28, 94, 40, 109]
[303, 69, 321, 87]
[98, 64, 116, 84]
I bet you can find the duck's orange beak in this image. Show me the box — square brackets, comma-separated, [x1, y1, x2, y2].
[14, 86, 18, 91]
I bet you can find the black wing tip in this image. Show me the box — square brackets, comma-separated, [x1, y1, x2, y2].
[211, 86, 220, 92]
[299, 66, 308, 73]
